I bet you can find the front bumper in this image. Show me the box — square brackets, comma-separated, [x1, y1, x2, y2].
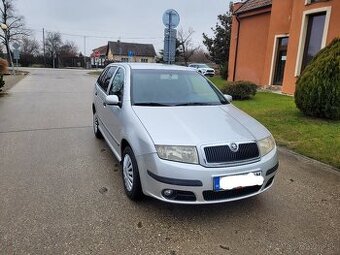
[202, 70, 215, 76]
[136, 147, 279, 204]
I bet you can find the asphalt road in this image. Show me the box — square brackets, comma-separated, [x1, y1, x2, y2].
[0, 68, 339, 255]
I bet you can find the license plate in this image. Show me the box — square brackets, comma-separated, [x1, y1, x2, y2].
[213, 172, 264, 191]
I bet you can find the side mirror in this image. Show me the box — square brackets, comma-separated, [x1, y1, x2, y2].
[224, 94, 233, 102]
[105, 95, 120, 105]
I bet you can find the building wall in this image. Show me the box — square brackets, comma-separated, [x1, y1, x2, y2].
[228, 9, 271, 85]
[281, 0, 340, 94]
[107, 49, 155, 63]
[262, 0, 293, 86]
[228, 3, 242, 82]
[229, 0, 340, 95]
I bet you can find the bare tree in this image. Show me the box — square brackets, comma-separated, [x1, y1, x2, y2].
[21, 36, 40, 56]
[177, 27, 199, 66]
[190, 48, 211, 63]
[60, 40, 78, 58]
[0, 0, 29, 64]
[45, 32, 62, 68]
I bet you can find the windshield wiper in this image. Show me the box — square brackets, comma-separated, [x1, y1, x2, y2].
[133, 102, 172, 106]
[174, 102, 216, 106]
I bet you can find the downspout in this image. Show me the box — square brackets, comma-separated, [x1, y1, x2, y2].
[233, 14, 240, 82]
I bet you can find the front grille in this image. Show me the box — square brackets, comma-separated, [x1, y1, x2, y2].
[204, 143, 259, 164]
[203, 185, 261, 201]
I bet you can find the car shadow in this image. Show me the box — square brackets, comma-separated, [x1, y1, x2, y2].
[133, 193, 265, 221]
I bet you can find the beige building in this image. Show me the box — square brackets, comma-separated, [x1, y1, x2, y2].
[91, 41, 156, 66]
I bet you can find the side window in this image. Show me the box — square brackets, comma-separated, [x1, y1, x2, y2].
[97, 68, 108, 88]
[109, 68, 125, 96]
[101, 67, 117, 92]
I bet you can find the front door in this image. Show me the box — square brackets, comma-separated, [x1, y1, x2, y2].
[273, 37, 289, 85]
[103, 67, 125, 153]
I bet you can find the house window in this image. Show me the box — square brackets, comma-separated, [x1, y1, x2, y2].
[306, 0, 329, 4]
[121, 58, 129, 62]
[301, 12, 326, 72]
[141, 58, 148, 63]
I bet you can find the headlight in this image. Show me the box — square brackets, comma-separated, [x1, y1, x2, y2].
[155, 145, 199, 164]
[258, 135, 276, 157]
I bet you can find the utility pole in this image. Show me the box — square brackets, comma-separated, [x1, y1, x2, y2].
[43, 28, 46, 68]
[83, 36, 87, 68]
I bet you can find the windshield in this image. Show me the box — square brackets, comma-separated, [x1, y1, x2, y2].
[131, 70, 228, 106]
[197, 64, 210, 68]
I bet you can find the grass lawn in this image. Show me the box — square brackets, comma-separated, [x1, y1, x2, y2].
[209, 75, 340, 168]
[87, 71, 102, 76]
[208, 76, 229, 89]
[231, 92, 340, 169]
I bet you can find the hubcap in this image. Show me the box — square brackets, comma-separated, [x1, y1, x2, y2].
[123, 154, 134, 191]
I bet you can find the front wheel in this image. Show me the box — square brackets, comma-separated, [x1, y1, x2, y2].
[122, 146, 143, 201]
[93, 112, 103, 139]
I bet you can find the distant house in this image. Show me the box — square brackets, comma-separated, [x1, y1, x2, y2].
[107, 41, 156, 63]
[91, 41, 156, 67]
[228, 0, 340, 94]
[90, 45, 107, 67]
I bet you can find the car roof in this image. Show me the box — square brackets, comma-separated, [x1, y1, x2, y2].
[107, 63, 196, 71]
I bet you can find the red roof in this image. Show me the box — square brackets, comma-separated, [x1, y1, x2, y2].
[90, 45, 107, 57]
[235, 0, 272, 14]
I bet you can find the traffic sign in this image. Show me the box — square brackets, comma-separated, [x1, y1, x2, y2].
[162, 9, 180, 64]
[94, 51, 100, 57]
[164, 28, 177, 38]
[12, 42, 20, 50]
[13, 49, 20, 60]
[162, 9, 180, 28]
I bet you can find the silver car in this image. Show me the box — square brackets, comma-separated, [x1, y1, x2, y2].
[188, 63, 215, 77]
[92, 63, 278, 204]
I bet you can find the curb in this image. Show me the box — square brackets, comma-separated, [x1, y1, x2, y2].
[278, 146, 340, 175]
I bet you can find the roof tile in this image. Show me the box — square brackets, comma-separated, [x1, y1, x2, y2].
[235, 0, 272, 14]
[108, 41, 156, 57]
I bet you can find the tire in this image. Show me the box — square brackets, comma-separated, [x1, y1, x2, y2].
[122, 146, 143, 201]
[93, 112, 103, 139]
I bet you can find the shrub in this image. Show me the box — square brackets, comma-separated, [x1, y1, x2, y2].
[0, 58, 8, 91]
[220, 64, 228, 80]
[295, 38, 340, 120]
[221, 80, 258, 100]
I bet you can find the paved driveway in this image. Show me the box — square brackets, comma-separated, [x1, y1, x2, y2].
[0, 68, 339, 255]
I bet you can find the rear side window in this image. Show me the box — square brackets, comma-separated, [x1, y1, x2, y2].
[97, 69, 108, 88]
[97, 67, 117, 93]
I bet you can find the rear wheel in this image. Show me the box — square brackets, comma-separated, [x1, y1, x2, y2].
[93, 112, 103, 139]
[122, 146, 143, 201]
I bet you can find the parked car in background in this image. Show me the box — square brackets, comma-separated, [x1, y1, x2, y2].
[92, 63, 279, 204]
[189, 63, 215, 77]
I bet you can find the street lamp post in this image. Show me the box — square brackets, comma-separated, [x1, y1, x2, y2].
[1, 23, 15, 75]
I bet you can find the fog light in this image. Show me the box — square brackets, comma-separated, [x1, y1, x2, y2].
[162, 189, 174, 198]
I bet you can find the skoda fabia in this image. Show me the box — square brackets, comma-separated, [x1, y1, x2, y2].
[92, 63, 279, 204]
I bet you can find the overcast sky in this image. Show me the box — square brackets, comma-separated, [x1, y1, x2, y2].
[15, 0, 231, 56]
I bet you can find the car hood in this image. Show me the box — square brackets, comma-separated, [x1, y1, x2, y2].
[132, 105, 270, 146]
[199, 68, 214, 71]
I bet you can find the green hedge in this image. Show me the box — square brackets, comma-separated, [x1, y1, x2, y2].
[221, 81, 257, 100]
[295, 38, 340, 120]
